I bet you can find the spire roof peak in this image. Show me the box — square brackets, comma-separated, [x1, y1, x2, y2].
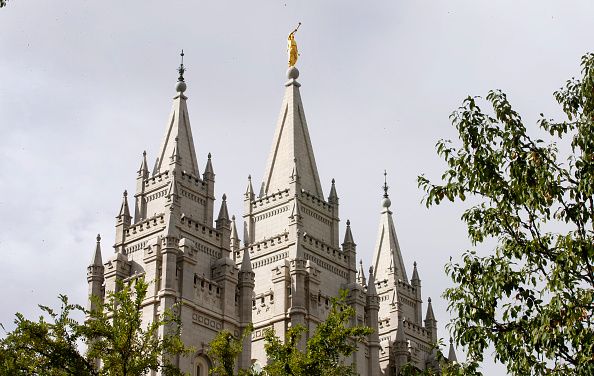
[90, 233, 103, 267]
[155, 58, 199, 176]
[261, 65, 323, 198]
[425, 297, 437, 323]
[448, 338, 458, 362]
[118, 190, 131, 219]
[241, 248, 252, 273]
[217, 193, 230, 222]
[371, 172, 408, 285]
[343, 218, 355, 245]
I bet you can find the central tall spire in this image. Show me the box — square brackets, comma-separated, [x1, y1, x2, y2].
[261, 67, 323, 198]
[154, 51, 200, 176]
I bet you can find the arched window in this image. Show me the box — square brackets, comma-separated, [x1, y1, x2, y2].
[195, 356, 209, 376]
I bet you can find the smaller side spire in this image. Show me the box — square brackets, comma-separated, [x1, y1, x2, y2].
[240, 247, 252, 273]
[230, 215, 240, 252]
[203, 152, 215, 181]
[243, 221, 250, 247]
[343, 219, 355, 245]
[367, 266, 377, 296]
[166, 180, 179, 200]
[170, 137, 182, 165]
[87, 234, 105, 315]
[215, 194, 231, 255]
[448, 338, 458, 363]
[245, 175, 254, 200]
[117, 190, 131, 220]
[138, 150, 149, 177]
[216, 194, 230, 223]
[91, 234, 103, 267]
[357, 259, 367, 287]
[425, 297, 436, 323]
[115, 191, 131, 250]
[328, 178, 338, 204]
[411, 261, 420, 285]
[424, 296, 438, 343]
[290, 197, 301, 221]
[290, 157, 300, 181]
[258, 181, 265, 198]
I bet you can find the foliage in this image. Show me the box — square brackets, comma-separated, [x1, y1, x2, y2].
[262, 290, 373, 376]
[262, 325, 306, 376]
[0, 277, 189, 376]
[0, 1, 7, 9]
[418, 53, 594, 375]
[207, 324, 254, 376]
[86, 277, 188, 376]
[0, 295, 95, 376]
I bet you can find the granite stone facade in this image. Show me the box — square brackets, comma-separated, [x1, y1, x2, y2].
[87, 62, 454, 376]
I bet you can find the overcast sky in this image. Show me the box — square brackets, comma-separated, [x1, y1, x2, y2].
[1, 1, 592, 374]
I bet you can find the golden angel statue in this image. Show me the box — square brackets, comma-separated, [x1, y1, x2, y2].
[287, 23, 301, 67]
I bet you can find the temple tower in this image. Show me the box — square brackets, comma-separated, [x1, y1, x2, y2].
[238, 65, 359, 368]
[89, 53, 250, 376]
[370, 173, 442, 373]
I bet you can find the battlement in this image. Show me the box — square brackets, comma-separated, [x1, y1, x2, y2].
[302, 232, 348, 265]
[251, 188, 290, 208]
[125, 213, 165, 239]
[300, 189, 334, 213]
[180, 214, 221, 242]
[375, 278, 417, 297]
[234, 231, 290, 261]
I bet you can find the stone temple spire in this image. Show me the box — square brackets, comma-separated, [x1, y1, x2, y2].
[260, 66, 323, 198]
[153, 50, 200, 176]
[448, 338, 458, 363]
[371, 171, 408, 284]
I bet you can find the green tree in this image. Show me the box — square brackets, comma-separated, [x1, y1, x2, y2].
[207, 324, 254, 376]
[0, 277, 189, 376]
[263, 290, 372, 376]
[262, 325, 306, 376]
[418, 53, 594, 375]
[0, 295, 95, 376]
[86, 277, 188, 375]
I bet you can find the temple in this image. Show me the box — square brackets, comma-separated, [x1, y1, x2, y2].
[86, 51, 454, 375]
